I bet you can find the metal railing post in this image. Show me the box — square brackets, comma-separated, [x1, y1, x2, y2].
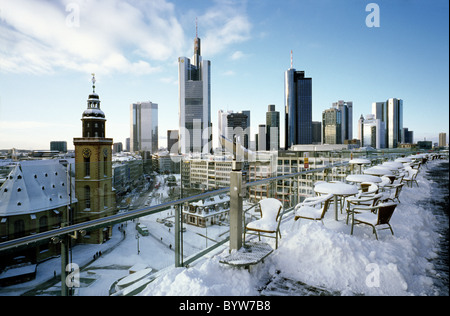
[229, 161, 243, 251]
[175, 204, 183, 267]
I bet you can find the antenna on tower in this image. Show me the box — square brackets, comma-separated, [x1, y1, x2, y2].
[91, 73, 96, 93]
[290, 50, 293, 69]
[196, 17, 198, 38]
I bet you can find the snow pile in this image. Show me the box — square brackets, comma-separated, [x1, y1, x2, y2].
[141, 160, 446, 296]
[142, 258, 260, 296]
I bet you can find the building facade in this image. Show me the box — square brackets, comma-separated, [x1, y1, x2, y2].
[179, 31, 212, 155]
[439, 132, 447, 147]
[130, 102, 158, 154]
[332, 100, 353, 143]
[266, 104, 280, 151]
[322, 108, 342, 144]
[372, 98, 403, 148]
[73, 75, 115, 244]
[285, 69, 312, 148]
[358, 114, 385, 149]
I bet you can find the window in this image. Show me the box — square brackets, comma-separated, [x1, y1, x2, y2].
[14, 220, 25, 239]
[104, 184, 108, 208]
[85, 186, 91, 209]
[84, 157, 90, 177]
[39, 216, 48, 233]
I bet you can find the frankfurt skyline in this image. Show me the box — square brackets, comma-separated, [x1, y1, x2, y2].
[0, 0, 448, 150]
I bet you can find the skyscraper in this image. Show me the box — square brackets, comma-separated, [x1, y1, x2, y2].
[130, 102, 158, 154]
[372, 98, 403, 148]
[358, 114, 385, 149]
[179, 25, 212, 155]
[285, 62, 312, 148]
[266, 104, 280, 151]
[439, 132, 447, 147]
[322, 107, 342, 144]
[332, 100, 353, 143]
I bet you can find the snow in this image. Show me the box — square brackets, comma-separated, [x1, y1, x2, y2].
[345, 174, 382, 184]
[364, 166, 394, 176]
[140, 160, 447, 296]
[314, 182, 359, 195]
[348, 158, 371, 165]
[0, 160, 447, 296]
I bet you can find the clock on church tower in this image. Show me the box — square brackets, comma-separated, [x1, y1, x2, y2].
[73, 74, 115, 244]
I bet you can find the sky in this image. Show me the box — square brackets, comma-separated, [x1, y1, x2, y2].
[0, 0, 448, 150]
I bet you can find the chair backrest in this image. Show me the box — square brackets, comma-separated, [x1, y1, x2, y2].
[361, 182, 378, 194]
[319, 195, 333, 218]
[376, 203, 397, 225]
[258, 198, 283, 222]
[393, 183, 404, 197]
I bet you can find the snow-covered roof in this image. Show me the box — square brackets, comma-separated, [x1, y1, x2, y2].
[0, 160, 77, 217]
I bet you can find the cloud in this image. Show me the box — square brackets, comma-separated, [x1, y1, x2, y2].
[196, 0, 252, 56]
[0, 0, 252, 75]
[0, 0, 184, 75]
[230, 50, 247, 60]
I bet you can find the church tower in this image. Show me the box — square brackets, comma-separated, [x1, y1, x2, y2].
[73, 74, 115, 244]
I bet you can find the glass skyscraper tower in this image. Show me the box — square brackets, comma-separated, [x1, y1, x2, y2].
[285, 68, 312, 148]
[130, 101, 158, 154]
[178, 29, 212, 154]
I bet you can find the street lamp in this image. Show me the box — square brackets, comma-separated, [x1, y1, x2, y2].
[135, 234, 140, 255]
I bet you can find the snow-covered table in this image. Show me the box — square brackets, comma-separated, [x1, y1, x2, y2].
[345, 174, 382, 184]
[314, 182, 359, 221]
[364, 166, 394, 176]
[219, 242, 273, 270]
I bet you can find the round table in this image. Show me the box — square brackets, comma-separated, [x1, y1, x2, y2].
[395, 157, 412, 163]
[382, 161, 404, 170]
[363, 166, 394, 176]
[345, 174, 382, 184]
[314, 182, 359, 220]
[349, 159, 371, 174]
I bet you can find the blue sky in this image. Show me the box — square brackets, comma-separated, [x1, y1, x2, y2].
[0, 0, 448, 150]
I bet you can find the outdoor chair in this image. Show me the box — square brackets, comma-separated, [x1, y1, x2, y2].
[345, 193, 383, 224]
[403, 168, 419, 187]
[293, 194, 333, 223]
[380, 183, 404, 203]
[244, 198, 284, 249]
[359, 182, 378, 196]
[378, 176, 392, 191]
[350, 202, 397, 240]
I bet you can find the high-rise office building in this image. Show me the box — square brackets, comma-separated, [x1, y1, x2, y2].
[130, 102, 158, 154]
[439, 132, 447, 147]
[372, 98, 403, 148]
[358, 114, 385, 149]
[266, 104, 280, 151]
[218, 110, 250, 151]
[285, 65, 312, 148]
[322, 108, 342, 144]
[332, 100, 353, 143]
[258, 124, 266, 151]
[227, 112, 249, 149]
[312, 121, 322, 144]
[179, 27, 212, 154]
[167, 130, 179, 154]
[403, 128, 414, 144]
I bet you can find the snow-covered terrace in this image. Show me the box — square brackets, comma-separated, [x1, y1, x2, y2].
[138, 158, 448, 296]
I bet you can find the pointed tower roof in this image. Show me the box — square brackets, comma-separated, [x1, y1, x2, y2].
[82, 73, 105, 120]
